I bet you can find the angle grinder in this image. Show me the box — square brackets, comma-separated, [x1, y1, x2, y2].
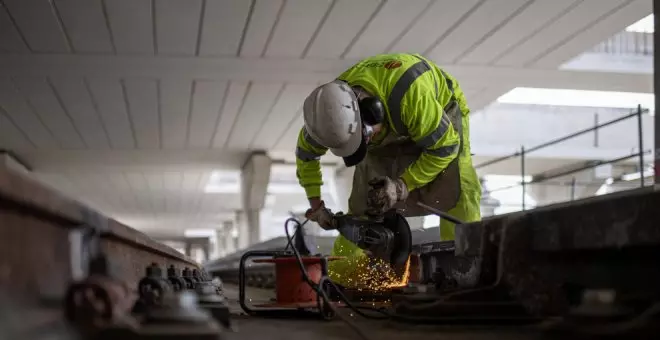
[308, 209, 412, 277]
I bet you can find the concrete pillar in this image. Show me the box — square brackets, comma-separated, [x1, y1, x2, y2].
[220, 220, 235, 256]
[236, 210, 249, 250]
[184, 242, 192, 257]
[240, 151, 272, 247]
[246, 209, 260, 245]
[201, 244, 210, 262]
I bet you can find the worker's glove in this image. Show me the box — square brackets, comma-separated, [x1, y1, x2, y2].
[366, 176, 408, 216]
[305, 201, 336, 230]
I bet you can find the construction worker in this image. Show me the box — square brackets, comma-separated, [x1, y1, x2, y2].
[296, 53, 481, 287]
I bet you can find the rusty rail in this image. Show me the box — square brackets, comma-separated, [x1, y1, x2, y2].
[0, 162, 198, 302]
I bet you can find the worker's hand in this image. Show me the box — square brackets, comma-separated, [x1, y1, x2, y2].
[305, 200, 336, 230]
[366, 176, 408, 216]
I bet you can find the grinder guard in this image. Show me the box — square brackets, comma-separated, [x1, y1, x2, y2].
[333, 210, 412, 271]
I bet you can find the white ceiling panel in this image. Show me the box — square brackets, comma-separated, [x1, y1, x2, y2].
[75, 172, 108, 206]
[90, 173, 121, 211]
[461, 86, 486, 100]
[123, 172, 153, 213]
[3, 0, 69, 53]
[250, 83, 316, 150]
[155, 0, 202, 56]
[54, 0, 114, 53]
[264, 0, 332, 58]
[86, 78, 135, 149]
[467, 87, 512, 112]
[115, 190, 140, 214]
[132, 192, 156, 216]
[458, 0, 580, 65]
[13, 77, 85, 149]
[49, 77, 109, 149]
[427, 0, 530, 64]
[125, 172, 149, 191]
[0, 6, 29, 53]
[494, 0, 627, 67]
[160, 79, 191, 149]
[533, 0, 652, 68]
[145, 172, 165, 213]
[182, 171, 203, 191]
[225, 83, 283, 150]
[0, 109, 32, 149]
[212, 81, 249, 148]
[0, 78, 56, 148]
[239, 0, 283, 57]
[104, 0, 154, 54]
[144, 186, 164, 213]
[163, 171, 183, 191]
[343, 0, 431, 59]
[387, 0, 480, 54]
[188, 80, 228, 148]
[165, 191, 181, 213]
[304, 0, 382, 59]
[182, 171, 209, 212]
[106, 173, 131, 192]
[124, 78, 160, 149]
[198, 0, 251, 56]
[273, 111, 302, 151]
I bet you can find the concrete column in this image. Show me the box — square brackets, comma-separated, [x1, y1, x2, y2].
[184, 242, 192, 257]
[214, 229, 225, 259]
[236, 210, 249, 250]
[246, 209, 260, 245]
[201, 244, 210, 262]
[221, 220, 235, 256]
[240, 151, 272, 247]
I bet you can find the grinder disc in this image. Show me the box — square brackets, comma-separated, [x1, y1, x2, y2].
[383, 211, 412, 270]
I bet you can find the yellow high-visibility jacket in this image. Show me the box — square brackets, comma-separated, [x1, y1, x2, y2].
[295, 53, 469, 198]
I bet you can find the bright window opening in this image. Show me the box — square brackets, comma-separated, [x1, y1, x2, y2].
[183, 228, 216, 238]
[626, 14, 654, 33]
[205, 170, 240, 193]
[483, 174, 536, 214]
[497, 88, 654, 112]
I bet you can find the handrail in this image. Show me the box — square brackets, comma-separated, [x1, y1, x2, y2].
[477, 105, 649, 211]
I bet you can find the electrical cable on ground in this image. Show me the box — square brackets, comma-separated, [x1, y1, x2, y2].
[283, 218, 392, 340]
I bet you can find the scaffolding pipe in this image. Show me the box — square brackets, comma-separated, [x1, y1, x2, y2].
[475, 110, 643, 169]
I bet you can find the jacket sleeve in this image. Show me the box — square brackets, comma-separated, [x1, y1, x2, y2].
[295, 127, 328, 198]
[399, 94, 460, 191]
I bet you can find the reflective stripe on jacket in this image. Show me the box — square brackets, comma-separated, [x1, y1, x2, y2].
[295, 53, 469, 197]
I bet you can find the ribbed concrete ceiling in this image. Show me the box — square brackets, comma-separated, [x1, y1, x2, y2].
[0, 0, 652, 233]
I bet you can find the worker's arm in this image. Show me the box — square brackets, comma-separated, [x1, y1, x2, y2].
[295, 127, 328, 207]
[399, 93, 460, 191]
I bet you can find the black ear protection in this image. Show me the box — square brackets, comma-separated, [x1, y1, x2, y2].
[357, 96, 385, 126]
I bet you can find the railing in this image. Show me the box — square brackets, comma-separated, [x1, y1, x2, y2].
[591, 31, 653, 56]
[476, 105, 651, 211]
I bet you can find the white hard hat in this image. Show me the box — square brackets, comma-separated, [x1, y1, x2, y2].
[303, 80, 367, 166]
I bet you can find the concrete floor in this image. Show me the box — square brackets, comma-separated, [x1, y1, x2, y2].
[221, 284, 544, 340]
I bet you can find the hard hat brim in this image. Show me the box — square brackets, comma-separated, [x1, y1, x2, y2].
[341, 136, 368, 167]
